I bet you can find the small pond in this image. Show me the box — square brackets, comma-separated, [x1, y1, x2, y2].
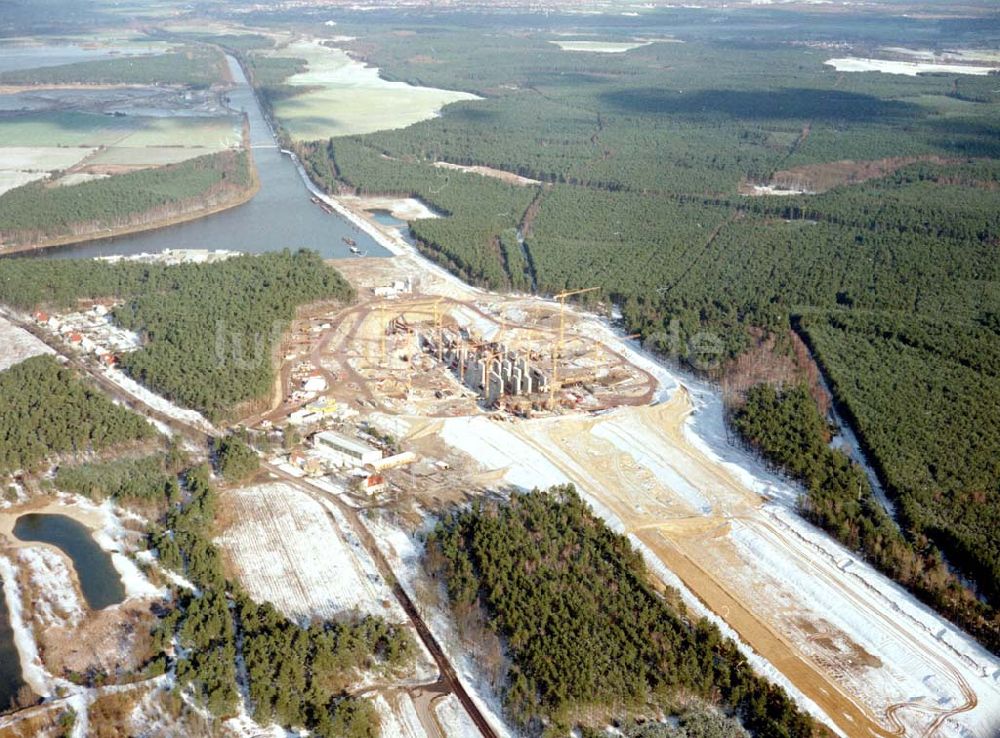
[13, 513, 125, 610]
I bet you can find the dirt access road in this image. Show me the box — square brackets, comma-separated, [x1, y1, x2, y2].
[1, 311, 498, 738]
[501, 389, 991, 738]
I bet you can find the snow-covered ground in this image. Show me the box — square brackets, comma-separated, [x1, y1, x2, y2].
[0, 169, 48, 197]
[825, 56, 999, 75]
[216, 483, 401, 622]
[746, 184, 812, 196]
[0, 314, 53, 372]
[0, 555, 56, 698]
[15, 547, 84, 629]
[100, 366, 217, 435]
[549, 40, 655, 53]
[431, 372, 1000, 737]
[434, 693, 482, 737]
[364, 515, 515, 738]
[438, 415, 565, 492]
[372, 693, 426, 738]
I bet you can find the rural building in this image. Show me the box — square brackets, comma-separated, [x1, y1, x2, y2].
[362, 473, 387, 495]
[312, 430, 382, 468]
[302, 374, 328, 392]
[369, 451, 417, 472]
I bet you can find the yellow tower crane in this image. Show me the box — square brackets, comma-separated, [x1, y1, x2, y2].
[550, 287, 600, 407]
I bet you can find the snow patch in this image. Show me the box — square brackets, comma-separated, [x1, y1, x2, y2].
[0, 314, 54, 372]
[825, 57, 999, 76]
[439, 415, 567, 491]
[16, 547, 84, 628]
[0, 555, 54, 697]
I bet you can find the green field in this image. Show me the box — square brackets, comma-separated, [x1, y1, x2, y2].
[0, 46, 228, 87]
[0, 112, 240, 149]
[265, 40, 479, 139]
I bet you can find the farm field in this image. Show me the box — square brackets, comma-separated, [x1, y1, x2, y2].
[0, 170, 47, 197]
[548, 39, 655, 53]
[216, 482, 401, 623]
[824, 57, 1000, 76]
[266, 39, 480, 139]
[0, 113, 241, 200]
[0, 113, 239, 155]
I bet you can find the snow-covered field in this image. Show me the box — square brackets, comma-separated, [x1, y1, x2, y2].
[825, 57, 999, 75]
[55, 172, 109, 187]
[549, 40, 654, 53]
[269, 39, 480, 139]
[0, 146, 97, 197]
[216, 483, 400, 622]
[439, 415, 565, 492]
[0, 315, 53, 372]
[0, 146, 95, 171]
[0, 169, 47, 196]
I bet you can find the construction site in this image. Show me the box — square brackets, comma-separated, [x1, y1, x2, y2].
[259, 254, 656, 425]
[231, 237, 1000, 738]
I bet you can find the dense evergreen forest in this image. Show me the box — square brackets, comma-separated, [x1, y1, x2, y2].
[0, 250, 355, 419]
[0, 355, 154, 474]
[285, 23, 1000, 641]
[427, 486, 816, 737]
[0, 46, 227, 87]
[731, 383, 1000, 652]
[0, 149, 254, 248]
[214, 433, 260, 482]
[56, 454, 178, 505]
[144, 463, 411, 735]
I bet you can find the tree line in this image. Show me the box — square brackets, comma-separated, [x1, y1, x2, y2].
[0, 250, 355, 421]
[427, 485, 815, 737]
[0, 355, 154, 474]
[731, 382, 1000, 653]
[0, 149, 253, 248]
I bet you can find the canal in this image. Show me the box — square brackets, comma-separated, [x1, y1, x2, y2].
[38, 55, 389, 261]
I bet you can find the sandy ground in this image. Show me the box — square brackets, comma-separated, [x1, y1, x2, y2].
[339, 194, 441, 221]
[425, 391, 1000, 738]
[432, 161, 541, 186]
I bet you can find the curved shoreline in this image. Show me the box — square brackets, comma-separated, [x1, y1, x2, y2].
[0, 160, 260, 258]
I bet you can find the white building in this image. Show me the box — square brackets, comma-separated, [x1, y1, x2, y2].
[312, 431, 382, 468]
[302, 374, 328, 392]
